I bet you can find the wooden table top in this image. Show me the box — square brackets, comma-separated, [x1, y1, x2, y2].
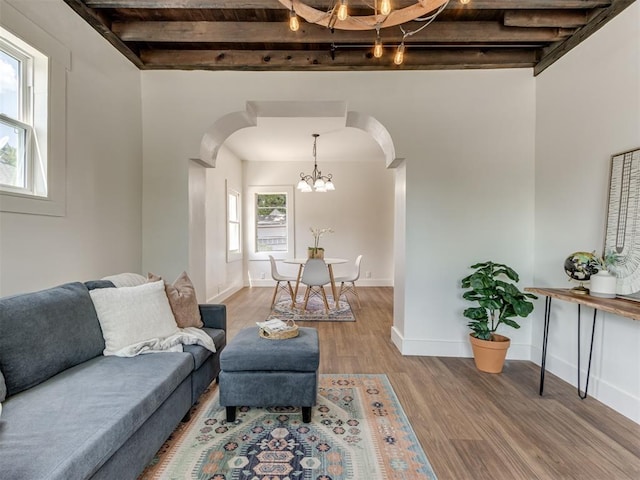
[526, 287, 640, 321]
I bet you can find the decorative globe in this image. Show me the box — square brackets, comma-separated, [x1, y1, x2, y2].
[564, 251, 599, 282]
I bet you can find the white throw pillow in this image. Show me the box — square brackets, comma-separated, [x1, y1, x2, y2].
[90, 280, 179, 356]
[101, 272, 148, 288]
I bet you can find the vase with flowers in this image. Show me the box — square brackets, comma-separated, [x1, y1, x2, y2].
[309, 227, 333, 259]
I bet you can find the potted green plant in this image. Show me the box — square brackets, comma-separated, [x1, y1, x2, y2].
[461, 261, 537, 373]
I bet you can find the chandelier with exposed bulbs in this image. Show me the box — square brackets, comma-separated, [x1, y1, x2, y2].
[280, 0, 470, 65]
[297, 134, 335, 193]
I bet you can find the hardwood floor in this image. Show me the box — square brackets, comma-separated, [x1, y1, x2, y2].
[222, 286, 640, 480]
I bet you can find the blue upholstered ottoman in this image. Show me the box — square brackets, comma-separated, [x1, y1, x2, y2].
[219, 326, 319, 422]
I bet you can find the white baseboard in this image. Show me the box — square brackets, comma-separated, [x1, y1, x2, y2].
[390, 326, 404, 353]
[248, 279, 275, 288]
[390, 328, 532, 359]
[530, 346, 640, 424]
[206, 284, 243, 304]
[596, 378, 640, 424]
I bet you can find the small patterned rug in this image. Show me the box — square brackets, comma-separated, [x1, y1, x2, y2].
[268, 294, 355, 322]
[140, 374, 437, 480]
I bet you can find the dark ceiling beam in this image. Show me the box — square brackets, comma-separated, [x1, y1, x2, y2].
[84, 0, 612, 10]
[63, 0, 143, 67]
[113, 20, 569, 43]
[534, 0, 635, 75]
[139, 47, 537, 70]
[504, 10, 589, 28]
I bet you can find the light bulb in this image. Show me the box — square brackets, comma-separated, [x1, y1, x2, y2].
[460, 0, 471, 4]
[289, 10, 300, 32]
[325, 180, 335, 191]
[337, 1, 348, 21]
[380, 0, 392, 15]
[394, 43, 405, 65]
[374, 35, 383, 58]
[314, 178, 325, 189]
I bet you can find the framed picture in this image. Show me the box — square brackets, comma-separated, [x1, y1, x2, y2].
[604, 147, 640, 295]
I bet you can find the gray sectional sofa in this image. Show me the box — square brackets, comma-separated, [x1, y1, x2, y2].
[0, 280, 226, 480]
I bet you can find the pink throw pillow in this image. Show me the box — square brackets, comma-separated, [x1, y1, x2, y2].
[148, 271, 203, 328]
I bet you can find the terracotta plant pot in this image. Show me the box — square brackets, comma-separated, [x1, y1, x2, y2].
[469, 333, 511, 373]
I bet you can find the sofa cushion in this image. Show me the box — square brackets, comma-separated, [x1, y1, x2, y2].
[89, 280, 180, 356]
[148, 272, 203, 328]
[85, 279, 116, 290]
[0, 370, 6, 402]
[0, 282, 105, 398]
[0, 352, 192, 480]
[183, 327, 225, 369]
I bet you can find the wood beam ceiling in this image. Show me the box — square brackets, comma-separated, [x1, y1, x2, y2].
[112, 21, 570, 44]
[140, 48, 538, 70]
[83, 0, 613, 9]
[61, 0, 635, 73]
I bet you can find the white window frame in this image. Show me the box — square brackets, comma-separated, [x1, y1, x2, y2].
[0, 35, 41, 196]
[226, 181, 242, 262]
[0, 114, 34, 194]
[0, 3, 70, 216]
[246, 185, 295, 261]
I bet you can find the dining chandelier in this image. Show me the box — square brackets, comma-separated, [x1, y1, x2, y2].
[297, 134, 335, 193]
[280, 0, 463, 65]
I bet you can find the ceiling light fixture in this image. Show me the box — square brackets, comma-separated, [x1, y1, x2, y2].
[297, 134, 335, 193]
[282, 0, 456, 65]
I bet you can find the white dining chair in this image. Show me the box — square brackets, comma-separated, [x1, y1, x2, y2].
[335, 255, 363, 308]
[269, 255, 296, 308]
[300, 258, 331, 313]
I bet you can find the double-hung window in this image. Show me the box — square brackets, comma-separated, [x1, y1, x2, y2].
[0, 32, 47, 197]
[247, 185, 295, 260]
[227, 184, 242, 262]
[1, 6, 68, 216]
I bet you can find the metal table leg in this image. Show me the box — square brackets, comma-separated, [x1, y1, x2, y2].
[577, 305, 598, 399]
[539, 296, 552, 395]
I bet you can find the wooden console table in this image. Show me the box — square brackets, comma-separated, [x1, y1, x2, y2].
[525, 288, 640, 399]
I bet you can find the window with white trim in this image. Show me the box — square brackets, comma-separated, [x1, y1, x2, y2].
[0, 4, 69, 217]
[0, 32, 47, 197]
[247, 185, 295, 261]
[227, 183, 242, 262]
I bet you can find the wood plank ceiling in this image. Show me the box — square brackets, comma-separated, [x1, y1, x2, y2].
[63, 0, 635, 75]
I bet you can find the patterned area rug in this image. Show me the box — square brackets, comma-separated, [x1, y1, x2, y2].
[267, 295, 355, 322]
[140, 374, 437, 480]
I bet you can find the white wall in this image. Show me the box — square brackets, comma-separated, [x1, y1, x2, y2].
[534, 2, 640, 422]
[392, 160, 407, 340]
[205, 145, 244, 303]
[244, 159, 394, 285]
[395, 70, 537, 359]
[187, 161, 206, 298]
[0, 0, 142, 296]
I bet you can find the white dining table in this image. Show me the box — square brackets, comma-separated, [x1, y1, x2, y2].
[283, 257, 348, 307]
